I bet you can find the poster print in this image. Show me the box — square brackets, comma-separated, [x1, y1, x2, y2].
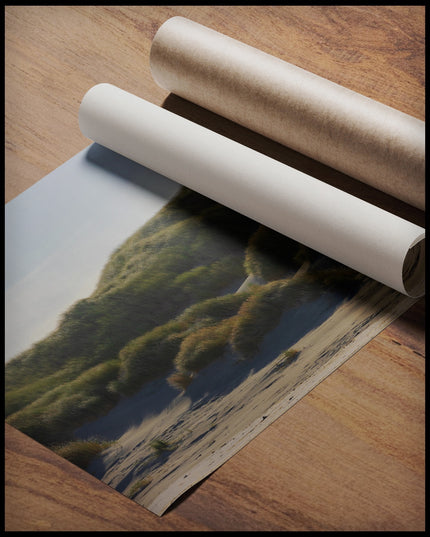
[5, 144, 415, 515]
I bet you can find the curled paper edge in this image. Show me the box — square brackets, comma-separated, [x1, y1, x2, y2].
[79, 84, 425, 297]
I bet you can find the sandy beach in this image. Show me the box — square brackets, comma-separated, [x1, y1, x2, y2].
[77, 280, 415, 515]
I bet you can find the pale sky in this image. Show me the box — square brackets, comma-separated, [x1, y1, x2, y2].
[5, 144, 180, 362]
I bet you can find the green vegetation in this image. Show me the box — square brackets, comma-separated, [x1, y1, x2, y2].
[174, 317, 235, 374]
[7, 360, 120, 445]
[166, 372, 194, 392]
[114, 320, 187, 396]
[53, 438, 115, 469]
[244, 226, 313, 281]
[150, 438, 178, 456]
[231, 278, 320, 358]
[5, 186, 365, 451]
[5, 357, 88, 417]
[274, 349, 300, 369]
[126, 478, 152, 499]
[179, 293, 250, 326]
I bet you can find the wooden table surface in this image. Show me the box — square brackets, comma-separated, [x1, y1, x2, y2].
[5, 6, 425, 531]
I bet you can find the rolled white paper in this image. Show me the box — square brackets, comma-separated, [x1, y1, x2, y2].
[150, 17, 425, 210]
[79, 83, 425, 297]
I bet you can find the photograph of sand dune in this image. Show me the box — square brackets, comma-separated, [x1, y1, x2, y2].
[5, 144, 416, 515]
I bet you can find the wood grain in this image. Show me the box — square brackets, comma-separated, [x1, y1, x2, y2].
[5, 5, 425, 531]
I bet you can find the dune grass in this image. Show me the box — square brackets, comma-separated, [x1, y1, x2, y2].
[126, 478, 153, 499]
[53, 438, 115, 469]
[5, 186, 363, 452]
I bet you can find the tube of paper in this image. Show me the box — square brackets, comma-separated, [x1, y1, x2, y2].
[79, 83, 425, 297]
[150, 16, 425, 210]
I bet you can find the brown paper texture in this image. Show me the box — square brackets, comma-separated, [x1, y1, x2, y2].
[150, 16, 425, 210]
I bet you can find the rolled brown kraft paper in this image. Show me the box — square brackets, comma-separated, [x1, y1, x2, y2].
[150, 17, 425, 210]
